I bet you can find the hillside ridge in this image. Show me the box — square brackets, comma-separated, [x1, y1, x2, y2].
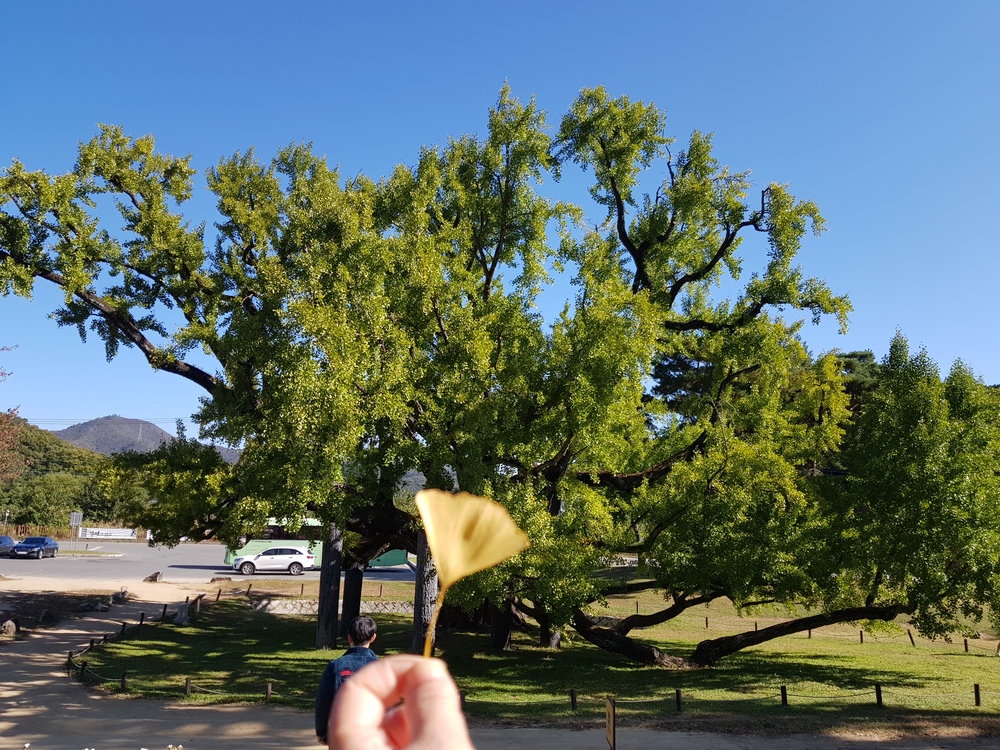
[50, 415, 241, 463]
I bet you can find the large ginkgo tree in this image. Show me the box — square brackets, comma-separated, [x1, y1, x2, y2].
[10, 87, 987, 667]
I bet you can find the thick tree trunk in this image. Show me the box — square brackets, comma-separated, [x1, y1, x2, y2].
[315, 523, 343, 649]
[539, 617, 562, 649]
[411, 529, 439, 654]
[339, 566, 364, 637]
[489, 599, 513, 651]
[520, 600, 561, 648]
[690, 604, 904, 666]
[572, 609, 690, 668]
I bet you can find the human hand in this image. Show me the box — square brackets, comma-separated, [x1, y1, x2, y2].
[328, 654, 475, 750]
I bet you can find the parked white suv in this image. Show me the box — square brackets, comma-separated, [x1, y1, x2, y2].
[233, 546, 314, 575]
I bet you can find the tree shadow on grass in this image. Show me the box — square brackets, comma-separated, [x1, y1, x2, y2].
[72, 601, 1000, 738]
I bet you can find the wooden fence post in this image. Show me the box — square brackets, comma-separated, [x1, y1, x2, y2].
[266, 681, 272, 701]
[121, 672, 127, 690]
[570, 689, 577, 711]
[964, 638, 969, 653]
[185, 676, 192, 696]
[908, 630, 915, 646]
[780, 686, 787, 706]
[705, 616, 709, 628]
[875, 683, 883, 707]
[247, 583, 252, 596]
[121, 621, 127, 634]
[459, 690, 466, 710]
[860, 630, 864, 644]
[161, 603, 168, 619]
[139, 612, 145, 625]
[193, 596, 201, 616]
[975, 684, 981, 707]
[216, 589, 222, 601]
[675, 688, 683, 712]
[807, 629, 811, 639]
[605, 697, 616, 750]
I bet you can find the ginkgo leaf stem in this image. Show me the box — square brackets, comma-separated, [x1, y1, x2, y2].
[423, 587, 448, 658]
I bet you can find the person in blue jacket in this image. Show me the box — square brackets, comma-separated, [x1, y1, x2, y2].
[315, 616, 378, 745]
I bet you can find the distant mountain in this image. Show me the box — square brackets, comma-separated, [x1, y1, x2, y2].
[52, 415, 173, 454]
[51, 415, 241, 464]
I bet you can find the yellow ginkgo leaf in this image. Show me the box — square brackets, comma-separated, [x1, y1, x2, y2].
[415, 489, 531, 656]
[415, 489, 531, 592]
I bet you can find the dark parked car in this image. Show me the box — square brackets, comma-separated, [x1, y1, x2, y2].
[0, 535, 15, 556]
[11, 536, 59, 559]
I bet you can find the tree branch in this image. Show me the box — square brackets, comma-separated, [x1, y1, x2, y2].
[665, 223, 751, 309]
[0, 248, 221, 395]
[614, 592, 721, 635]
[572, 608, 691, 668]
[690, 604, 905, 666]
[596, 136, 651, 293]
[575, 430, 707, 491]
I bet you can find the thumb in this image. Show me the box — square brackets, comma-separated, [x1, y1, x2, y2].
[400, 659, 474, 750]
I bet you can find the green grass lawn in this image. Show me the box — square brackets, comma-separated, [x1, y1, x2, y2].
[207, 577, 418, 602]
[76, 587, 1000, 733]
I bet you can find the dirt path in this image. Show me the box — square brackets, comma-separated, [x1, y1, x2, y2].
[1, 576, 997, 749]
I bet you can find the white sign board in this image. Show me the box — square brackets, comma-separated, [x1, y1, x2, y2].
[78, 527, 138, 539]
[69, 512, 83, 527]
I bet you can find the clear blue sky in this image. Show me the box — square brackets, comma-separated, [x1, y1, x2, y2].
[1, 1, 998, 437]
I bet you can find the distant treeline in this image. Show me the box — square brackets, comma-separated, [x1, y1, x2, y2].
[0, 420, 131, 527]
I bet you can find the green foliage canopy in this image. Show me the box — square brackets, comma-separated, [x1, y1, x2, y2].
[831, 335, 1000, 637]
[15, 86, 979, 668]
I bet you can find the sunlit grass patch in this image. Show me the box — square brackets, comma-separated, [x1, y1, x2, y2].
[79, 589, 1000, 731]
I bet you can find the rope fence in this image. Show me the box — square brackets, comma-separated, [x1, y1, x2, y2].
[459, 681, 997, 714]
[64, 587, 320, 706]
[65, 586, 1000, 714]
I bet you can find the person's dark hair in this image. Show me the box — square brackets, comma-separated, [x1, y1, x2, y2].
[349, 616, 377, 644]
